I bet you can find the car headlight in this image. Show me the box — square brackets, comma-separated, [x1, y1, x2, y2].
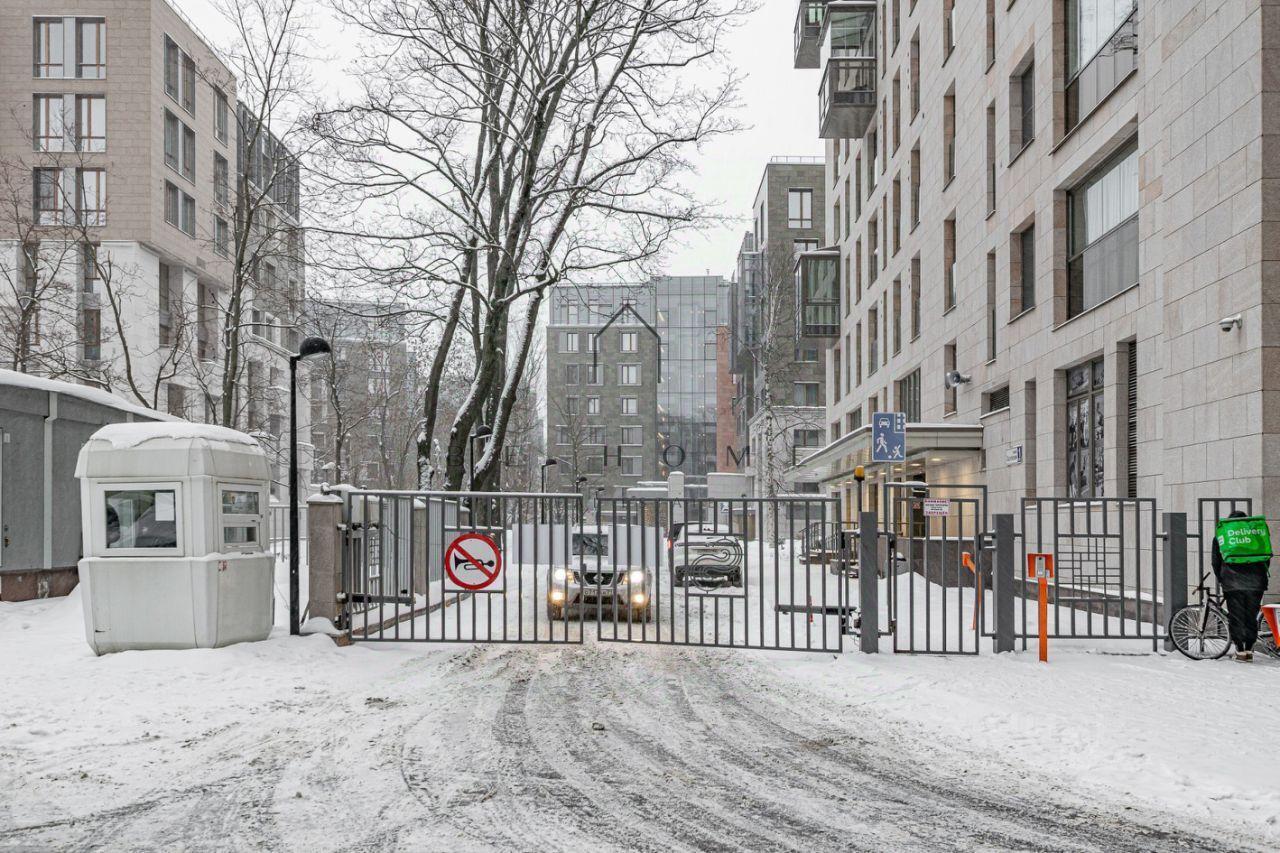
[628, 569, 645, 585]
[553, 567, 569, 583]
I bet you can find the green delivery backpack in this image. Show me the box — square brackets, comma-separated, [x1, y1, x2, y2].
[1215, 516, 1273, 564]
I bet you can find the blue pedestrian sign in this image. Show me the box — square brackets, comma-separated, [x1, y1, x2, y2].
[871, 412, 906, 463]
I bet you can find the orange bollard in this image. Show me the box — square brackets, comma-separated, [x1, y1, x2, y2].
[1264, 604, 1280, 643]
[1027, 553, 1055, 662]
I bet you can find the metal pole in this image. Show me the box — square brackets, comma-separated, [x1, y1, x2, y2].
[289, 355, 300, 636]
[858, 510, 879, 653]
[992, 513, 1014, 653]
[1162, 512, 1188, 652]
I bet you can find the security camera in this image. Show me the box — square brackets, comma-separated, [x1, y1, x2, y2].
[944, 370, 971, 389]
[1219, 315, 1242, 332]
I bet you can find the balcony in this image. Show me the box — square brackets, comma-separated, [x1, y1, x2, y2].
[817, 2, 877, 140]
[795, 248, 840, 339]
[794, 1, 829, 69]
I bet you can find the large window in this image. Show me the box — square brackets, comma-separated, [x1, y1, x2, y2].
[34, 169, 63, 225]
[558, 331, 579, 353]
[619, 331, 638, 352]
[77, 18, 106, 79]
[105, 489, 178, 550]
[83, 307, 101, 360]
[1066, 358, 1105, 499]
[33, 95, 65, 151]
[214, 154, 229, 205]
[787, 188, 813, 228]
[618, 364, 640, 386]
[1016, 224, 1036, 313]
[1068, 141, 1138, 317]
[34, 19, 64, 77]
[77, 95, 106, 152]
[1067, 1, 1138, 128]
[214, 89, 229, 143]
[621, 397, 638, 415]
[793, 382, 820, 406]
[164, 181, 195, 235]
[165, 36, 197, 113]
[214, 217, 230, 257]
[78, 168, 106, 226]
[897, 369, 921, 422]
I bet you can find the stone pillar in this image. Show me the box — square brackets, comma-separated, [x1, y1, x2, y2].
[307, 493, 345, 627]
[992, 514, 1015, 653]
[858, 511, 879, 653]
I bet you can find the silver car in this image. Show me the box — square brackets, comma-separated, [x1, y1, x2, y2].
[667, 523, 745, 589]
[547, 557, 653, 621]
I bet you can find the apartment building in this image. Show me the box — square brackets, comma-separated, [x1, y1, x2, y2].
[0, 0, 310, 494]
[307, 300, 420, 489]
[730, 158, 828, 496]
[787, 0, 1279, 520]
[544, 283, 661, 496]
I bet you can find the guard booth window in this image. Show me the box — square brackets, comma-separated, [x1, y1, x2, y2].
[220, 486, 263, 550]
[1066, 358, 1105, 498]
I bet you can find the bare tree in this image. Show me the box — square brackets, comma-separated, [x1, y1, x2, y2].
[313, 0, 748, 491]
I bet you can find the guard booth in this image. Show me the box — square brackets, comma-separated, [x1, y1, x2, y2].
[75, 423, 274, 654]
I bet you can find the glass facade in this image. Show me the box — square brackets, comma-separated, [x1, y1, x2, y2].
[654, 275, 726, 479]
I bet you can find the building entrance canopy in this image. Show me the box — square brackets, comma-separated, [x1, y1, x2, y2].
[785, 422, 983, 486]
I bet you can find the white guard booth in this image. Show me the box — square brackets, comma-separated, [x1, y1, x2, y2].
[75, 422, 274, 654]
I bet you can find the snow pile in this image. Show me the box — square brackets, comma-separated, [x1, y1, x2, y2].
[88, 421, 261, 450]
[0, 369, 179, 421]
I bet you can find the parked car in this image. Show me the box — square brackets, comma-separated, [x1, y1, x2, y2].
[667, 523, 745, 589]
[547, 557, 653, 622]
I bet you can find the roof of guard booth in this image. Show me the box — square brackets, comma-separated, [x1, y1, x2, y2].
[75, 422, 271, 481]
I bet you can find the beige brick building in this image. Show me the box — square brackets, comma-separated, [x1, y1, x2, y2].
[787, 0, 1280, 539]
[0, 0, 311, 494]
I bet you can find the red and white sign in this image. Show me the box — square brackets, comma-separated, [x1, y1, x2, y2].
[444, 532, 504, 593]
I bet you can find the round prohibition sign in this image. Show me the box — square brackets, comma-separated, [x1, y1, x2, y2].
[444, 532, 503, 591]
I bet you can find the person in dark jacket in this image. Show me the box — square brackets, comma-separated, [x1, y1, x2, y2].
[1211, 510, 1271, 662]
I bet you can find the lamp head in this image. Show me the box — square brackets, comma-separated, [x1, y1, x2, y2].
[296, 336, 331, 360]
[473, 424, 493, 438]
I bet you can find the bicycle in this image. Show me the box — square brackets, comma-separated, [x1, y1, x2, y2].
[1168, 572, 1278, 661]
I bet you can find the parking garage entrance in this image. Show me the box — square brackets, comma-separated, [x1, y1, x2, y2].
[335, 491, 853, 653]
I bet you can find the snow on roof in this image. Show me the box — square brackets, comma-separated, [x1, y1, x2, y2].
[0, 369, 178, 421]
[88, 422, 261, 450]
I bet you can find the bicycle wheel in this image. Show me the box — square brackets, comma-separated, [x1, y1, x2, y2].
[1256, 615, 1279, 659]
[1169, 604, 1231, 660]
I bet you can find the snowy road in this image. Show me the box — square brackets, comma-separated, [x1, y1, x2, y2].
[2, 587, 1270, 853]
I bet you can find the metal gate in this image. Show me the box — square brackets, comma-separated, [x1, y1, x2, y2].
[339, 490, 851, 652]
[882, 483, 986, 655]
[340, 490, 586, 644]
[587, 496, 852, 653]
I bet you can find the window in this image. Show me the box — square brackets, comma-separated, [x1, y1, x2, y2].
[77, 95, 106, 152]
[78, 168, 106, 226]
[619, 364, 640, 386]
[1125, 342, 1138, 497]
[565, 364, 580, 385]
[164, 37, 180, 99]
[943, 91, 956, 184]
[892, 278, 902, 354]
[847, 407, 863, 432]
[586, 364, 603, 385]
[1013, 224, 1036, 314]
[164, 181, 195, 235]
[165, 37, 196, 113]
[158, 263, 177, 345]
[985, 0, 996, 68]
[221, 487, 263, 552]
[83, 243, 100, 293]
[105, 488, 178, 550]
[34, 95, 65, 151]
[986, 252, 997, 360]
[555, 426, 572, 445]
[559, 331, 579, 352]
[621, 397, 638, 415]
[214, 217, 230, 256]
[214, 89, 229, 143]
[794, 238, 819, 256]
[985, 102, 997, 215]
[910, 145, 921, 227]
[944, 343, 957, 415]
[984, 385, 1010, 414]
[34, 169, 64, 225]
[1011, 59, 1035, 154]
[795, 346, 819, 362]
[586, 426, 606, 445]
[867, 306, 879, 376]
[910, 255, 921, 339]
[787, 188, 813, 228]
[77, 18, 106, 79]
[586, 396, 600, 415]
[83, 307, 101, 360]
[943, 0, 956, 57]
[565, 396, 579, 415]
[794, 382, 820, 406]
[181, 52, 196, 114]
[621, 426, 642, 446]
[944, 217, 957, 311]
[1066, 0, 1138, 128]
[167, 383, 187, 418]
[1066, 358, 1105, 499]
[619, 331, 638, 352]
[621, 456, 642, 476]
[164, 112, 195, 180]
[214, 154, 229, 205]
[909, 31, 921, 117]
[897, 369, 921, 422]
[1068, 141, 1138, 317]
[34, 19, 65, 78]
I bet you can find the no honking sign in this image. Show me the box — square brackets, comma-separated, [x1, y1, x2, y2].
[443, 532, 505, 593]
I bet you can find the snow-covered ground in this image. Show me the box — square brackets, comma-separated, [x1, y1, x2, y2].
[2, 569, 1278, 851]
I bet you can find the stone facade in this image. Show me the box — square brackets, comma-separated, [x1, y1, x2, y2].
[788, 0, 1280, 551]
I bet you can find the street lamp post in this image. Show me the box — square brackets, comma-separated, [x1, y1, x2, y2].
[539, 457, 558, 523]
[289, 335, 331, 636]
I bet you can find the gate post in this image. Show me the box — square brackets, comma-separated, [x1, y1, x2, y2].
[306, 492, 346, 628]
[992, 513, 1015, 653]
[1162, 512, 1188, 652]
[858, 511, 879, 653]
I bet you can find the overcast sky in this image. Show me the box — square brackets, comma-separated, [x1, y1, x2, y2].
[180, 0, 821, 282]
